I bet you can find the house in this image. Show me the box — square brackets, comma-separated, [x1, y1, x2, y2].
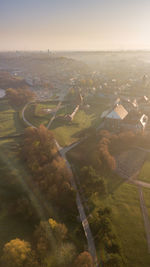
[102, 104, 128, 130]
[122, 110, 148, 132]
[113, 97, 138, 112]
[137, 96, 149, 112]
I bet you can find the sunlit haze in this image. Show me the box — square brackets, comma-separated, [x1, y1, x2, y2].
[0, 0, 150, 51]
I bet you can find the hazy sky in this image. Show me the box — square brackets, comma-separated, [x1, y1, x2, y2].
[0, 0, 150, 51]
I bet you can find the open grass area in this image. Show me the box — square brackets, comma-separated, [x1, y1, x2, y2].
[0, 138, 35, 254]
[138, 158, 150, 183]
[34, 102, 58, 116]
[91, 183, 150, 267]
[51, 109, 94, 146]
[51, 98, 110, 146]
[24, 101, 58, 127]
[0, 98, 24, 137]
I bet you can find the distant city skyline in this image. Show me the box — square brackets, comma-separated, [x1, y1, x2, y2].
[0, 0, 150, 51]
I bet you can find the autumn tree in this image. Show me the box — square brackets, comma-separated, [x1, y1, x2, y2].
[22, 125, 77, 216]
[98, 134, 116, 171]
[6, 87, 35, 106]
[74, 251, 94, 267]
[1, 238, 38, 267]
[34, 220, 53, 258]
[34, 218, 68, 258]
[48, 218, 68, 242]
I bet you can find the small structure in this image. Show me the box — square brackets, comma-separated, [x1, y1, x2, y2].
[65, 105, 79, 122]
[43, 108, 52, 114]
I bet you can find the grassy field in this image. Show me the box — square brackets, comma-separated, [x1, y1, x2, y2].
[24, 101, 58, 128]
[0, 98, 24, 137]
[51, 98, 110, 146]
[0, 138, 35, 254]
[51, 109, 94, 146]
[138, 158, 150, 183]
[91, 182, 150, 267]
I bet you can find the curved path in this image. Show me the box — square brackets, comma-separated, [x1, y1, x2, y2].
[47, 101, 62, 129]
[22, 102, 36, 128]
[22, 101, 99, 266]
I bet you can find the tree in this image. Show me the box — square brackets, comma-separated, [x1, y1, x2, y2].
[34, 221, 53, 258]
[6, 87, 35, 106]
[74, 251, 94, 267]
[48, 218, 68, 242]
[98, 136, 116, 170]
[104, 238, 121, 254]
[22, 125, 76, 216]
[103, 253, 123, 267]
[34, 218, 68, 257]
[89, 207, 112, 243]
[1, 238, 38, 267]
[80, 166, 107, 196]
[50, 243, 76, 267]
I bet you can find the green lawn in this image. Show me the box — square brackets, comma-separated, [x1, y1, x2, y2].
[51, 109, 94, 146]
[0, 98, 24, 137]
[138, 160, 150, 183]
[91, 182, 150, 267]
[24, 101, 58, 127]
[51, 98, 110, 146]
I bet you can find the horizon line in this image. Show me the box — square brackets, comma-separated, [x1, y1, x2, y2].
[1, 49, 150, 53]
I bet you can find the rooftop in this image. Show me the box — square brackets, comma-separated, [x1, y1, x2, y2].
[106, 104, 128, 120]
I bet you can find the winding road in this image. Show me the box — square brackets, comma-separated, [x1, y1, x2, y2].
[22, 101, 99, 266]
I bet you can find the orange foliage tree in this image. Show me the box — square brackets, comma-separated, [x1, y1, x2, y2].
[22, 125, 77, 214]
[6, 87, 35, 106]
[1, 238, 38, 267]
